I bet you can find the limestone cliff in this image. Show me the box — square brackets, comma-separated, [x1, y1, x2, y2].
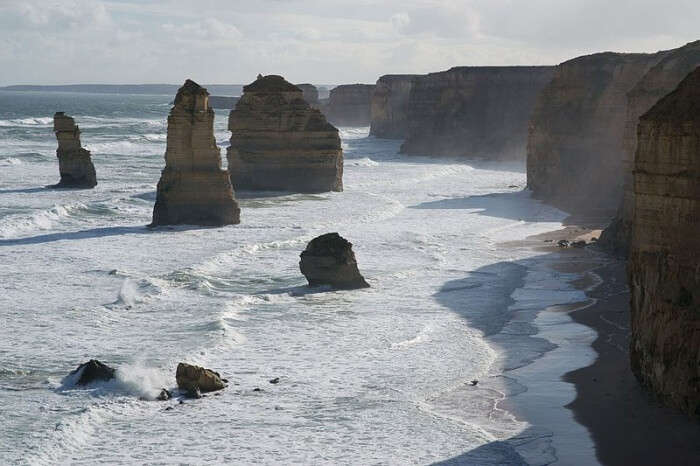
[227, 75, 343, 193]
[52, 112, 97, 188]
[628, 67, 700, 416]
[296, 84, 319, 106]
[527, 51, 667, 213]
[401, 66, 554, 159]
[151, 79, 240, 226]
[370, 75, 419, 139]
[325, 84, 375, 127]
[600, 41, 700, 255]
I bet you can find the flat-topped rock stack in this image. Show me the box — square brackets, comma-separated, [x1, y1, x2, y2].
[52, 112, 97, 188]
[628, 67, 700, 417]
[227, 75, 343, 193]
[296, 83, 319, 106]
[151, 79, 240, 226]
[370, 74, 420, 139]
[324, 84, 375, 127]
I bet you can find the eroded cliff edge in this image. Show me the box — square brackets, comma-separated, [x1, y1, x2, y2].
[400, 66, 554, 160]
[628, 67, 700, 417]
[151, 79, 240, 226]
[370, 75, 420, 139]
[227, 75, 343, 193]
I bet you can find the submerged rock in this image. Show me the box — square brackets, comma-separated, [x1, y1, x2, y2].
[52, 112, 97, 188]
[176, 362, 226, 394]
[299, 233, 369, 290]
[227, 75, 343, 193]
[151, 79, 240, 226]
[70, 359, 115, 386]
[628, 66, 700, 417]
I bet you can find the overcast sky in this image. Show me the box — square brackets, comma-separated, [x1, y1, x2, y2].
[1, 0, 698, 85]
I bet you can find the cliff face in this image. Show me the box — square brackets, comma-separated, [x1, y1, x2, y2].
[296, 84, 319, 106]
[52, 112, 97, 188]
[151, 79, 240, 226]
[324, 84, 375, 127]
[401, 66, 554, 160]
[600, 41, 700, 255]
[628, 67, 700, 416]
[227, 75, 343, 193]
[369, 75, 419, 139]
[527, 51, 667, 213]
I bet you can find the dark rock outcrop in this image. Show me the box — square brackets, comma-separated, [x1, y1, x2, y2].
[151, 79, 240, 226]
[227, 75, 343, 193]
[296, 84, 319, 106]
[208, 95, 239, 109]
[527, 50, 669, 213]
[600, 41, 700, 255]
[401, 66, 554, 160]
[70, 359, 115, 385]
[52, 112, 97, 188]
[176, 362, 226, 394]
[324, 84, 375, 127]
[370, 74, 420, 139]
[299, 233, 369, 289]
[628, 67, 700, 417]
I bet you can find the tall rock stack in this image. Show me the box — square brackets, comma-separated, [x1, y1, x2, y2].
[151, 79, 240, 226]
[401, 66, 554, 160]
[600, 41, 700, 255]
[325, 84, 375, 127]
[296, 84, 319, 107]
[628, 67, 700, 417]
[52, 112, 97, 188]
[370, 75, 420, 139]
[227, 75, 343, 193]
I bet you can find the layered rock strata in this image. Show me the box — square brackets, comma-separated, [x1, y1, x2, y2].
[600, 41, 700, 255]
[52, 112, 97, 188]
[401, 66, 554, 159]
[325, 84, 375, 127]
[227, 75, 343, 193]
[628, 67, 700, 416]
[370, 74, 420, 139]
[527, 51, 669, 213]
[299, 233, 369, 289]
[151, 79, 240, 226]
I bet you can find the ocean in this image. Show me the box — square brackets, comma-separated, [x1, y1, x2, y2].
[0, 91, 598, 465]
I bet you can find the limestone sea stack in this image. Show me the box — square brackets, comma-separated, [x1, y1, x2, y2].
[296, 83, 319, 106]
[299, 233, 369, 290]
[325, 84, 375, 127]
[628, 67, 700, 417]
[600, 40, 700, 255]
[370, 74, 420, 139]
[401, 66, 554, 160]
[227, 75, 343, 193]
[52, 112, 97, 188]
[151, 80, 240, 226]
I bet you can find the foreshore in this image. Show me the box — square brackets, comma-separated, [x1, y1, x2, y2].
[532, 217, 700, 465]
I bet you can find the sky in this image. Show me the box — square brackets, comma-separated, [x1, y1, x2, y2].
[0, 0, 698, 85]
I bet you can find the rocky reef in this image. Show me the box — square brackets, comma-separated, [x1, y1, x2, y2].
[401, 66, 554, 159]
[370, 74, 420, 139]
[151, 79, 240, 226]
[69, 359, 115, 385]
[52, 112, 97, 188]
[600, 41, 700, 255]
[628, 67, 700, 417]
[527, 50, 669, 213]
[176, 362, 226, 396]
[227, 75, 343, 193]
[324, 84, 375, 127]
[299, 233, 369, 289]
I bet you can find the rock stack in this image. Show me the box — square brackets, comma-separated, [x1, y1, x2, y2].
[296, 83, 319, 106]
[628, 67, 700, 417]
[227, 75, 343, 193]
[52, 112, 97, 188]
[151, 79, 240, 226]
[324, 84, 375, 127]
[370, 74, 420, 139]
[299, 233, 369, 290]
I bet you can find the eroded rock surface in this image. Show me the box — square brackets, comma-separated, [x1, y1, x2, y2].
[296, 83, 319, 106]
[325, 84, 375, 127]
[370, 74, 420, 139]
[401, 66, 554, 160]
[176, 362, 226, 394]
[227, 75, 343, 193]
[299, 233, 369, 290]
[629, 67, 700, 417]
[52, 112, 97, 188]
[151, 79, 240, 226]
[70, 359, 115, 386]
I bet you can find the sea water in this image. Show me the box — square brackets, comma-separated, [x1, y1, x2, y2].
[0, 91, 598, 465]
